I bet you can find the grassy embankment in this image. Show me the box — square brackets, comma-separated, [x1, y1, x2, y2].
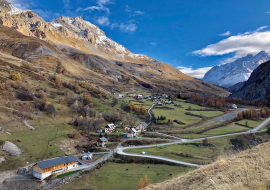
[57, 163, 194, 190]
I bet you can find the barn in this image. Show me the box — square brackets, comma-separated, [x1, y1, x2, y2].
[33, 156, 78, 180]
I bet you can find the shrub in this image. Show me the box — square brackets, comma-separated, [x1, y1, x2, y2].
[10, 73, 22, 81]
[36, 90, 46, 99]
[16, 91, 34, 101]
[22, 63, 31, 69]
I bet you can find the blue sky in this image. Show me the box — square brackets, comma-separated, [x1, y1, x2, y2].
[8, 0, 270, 78]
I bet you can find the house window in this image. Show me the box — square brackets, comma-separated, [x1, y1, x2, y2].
[73, 165, 75, 167]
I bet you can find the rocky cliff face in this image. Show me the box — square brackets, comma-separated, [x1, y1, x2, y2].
[203, 51, 270, 88]
[0, 0, 228, 95]
[230, 60, 270, 100]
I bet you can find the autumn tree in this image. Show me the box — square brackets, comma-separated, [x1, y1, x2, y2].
[237, 112, 243, 121]
[47, 103, 56, 117]
[261, 109, 267, 118]
[171, 95, 175, 100]
[168, 118, 172, 124]
[162, 99, 165, 103]
[137, 175, 151, 190]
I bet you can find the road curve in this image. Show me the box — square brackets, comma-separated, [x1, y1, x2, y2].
[117, 117, 269, 167]
[117, 148, 203, 167]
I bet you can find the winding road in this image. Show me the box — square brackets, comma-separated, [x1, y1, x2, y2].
[116, 117, 270, 167]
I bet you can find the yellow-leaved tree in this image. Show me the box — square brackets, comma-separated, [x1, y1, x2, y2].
[137, 175, 151, 190]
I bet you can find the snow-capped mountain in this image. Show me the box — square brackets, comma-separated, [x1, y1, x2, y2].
[202, 51, 270, 88]
[49, 16, 151, 61]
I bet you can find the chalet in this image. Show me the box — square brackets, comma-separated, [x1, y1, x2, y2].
[127, 128, 138, 138]
[97, 137, 108, 147]
[146, 95, 151, 99]
[105, 124, 116, 133]
[33, 156, 78, 180]
[165, 101, 172, 104]
[136, 122, 148, 132]
[119, 94, 125, 98]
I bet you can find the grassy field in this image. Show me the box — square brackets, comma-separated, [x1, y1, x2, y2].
[236, 119, 260, 128]
[57, 163, 194, 190]
[57, 170, 81, 178]
[0, 113, 74, 171]
[203, 124, 248, 136]
[125, 137, 234, 165]
[152, 101, 223, 128]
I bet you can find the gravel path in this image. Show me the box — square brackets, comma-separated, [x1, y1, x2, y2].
[211, 109, 247, 121]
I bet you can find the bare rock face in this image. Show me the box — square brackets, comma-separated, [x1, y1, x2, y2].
[2, 141, 23, 157]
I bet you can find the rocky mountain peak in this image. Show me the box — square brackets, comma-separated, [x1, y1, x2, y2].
[203, 51, 270, 88]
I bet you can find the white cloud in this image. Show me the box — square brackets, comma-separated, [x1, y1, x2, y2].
[7, 0, 35, 10]
[192, 26, 270, 63]
[178, 66, 212, 79]
[63, 0, 71, 9]
[84, 0, 113, 14]
[119, 23, 137, 32]
[95, 16, 110, 26]
[125, 5, 131, 12]
[151, 43, 157, 46]
[133, 11, 144, 16]
[219, 31, 231, 36]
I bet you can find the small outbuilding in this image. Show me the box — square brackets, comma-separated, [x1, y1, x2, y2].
[119, 94, 125, 98]
[82, 154, 93, 160]
[137, 95, 143, 99]
[96, 129, 103, 133]
[232, 104, 237, 109]
[97, 137, 108, 147]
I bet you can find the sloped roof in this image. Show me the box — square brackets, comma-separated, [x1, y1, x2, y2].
[106, 124, 115, 128]
[99, 137, 108, 142]
[37, 156, 77, 169]
[141, 122, 148, 127]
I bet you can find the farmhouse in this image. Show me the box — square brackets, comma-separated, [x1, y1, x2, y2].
[33, 156, 78, 180]
[105, 124, 116, 133]
[136, 122, 148, 132]
[97, 137, 108, 147]
[137, 95, 143, 99]
[127, 128, 139, 138]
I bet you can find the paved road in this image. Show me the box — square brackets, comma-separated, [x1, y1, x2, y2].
[148, 104, 156, 124]
[251, 117, 270, 132]
[211, 109, 247, 121]
[117, 117, 269, 167]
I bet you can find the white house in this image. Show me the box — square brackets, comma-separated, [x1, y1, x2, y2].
[127, 128, 138, 138]
[33, 156, 78, 180]
[105, 124, 116, 133]
[137, 95, 143, 99]
[97, 137, 108, 147]
[119, 94, 125, 98]
[165, 101, 172, 104]
[82, 154, 93, 160]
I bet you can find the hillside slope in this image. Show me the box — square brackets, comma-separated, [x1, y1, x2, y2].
[0, 0, 227, 95]
[203, 51, 270, 88]
[145, 140, 270, 190]
[230, 60, 270, 101]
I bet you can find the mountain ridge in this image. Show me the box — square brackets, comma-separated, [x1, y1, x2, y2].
[0, 0, 227, 95]
[203, 51, 270, 88]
